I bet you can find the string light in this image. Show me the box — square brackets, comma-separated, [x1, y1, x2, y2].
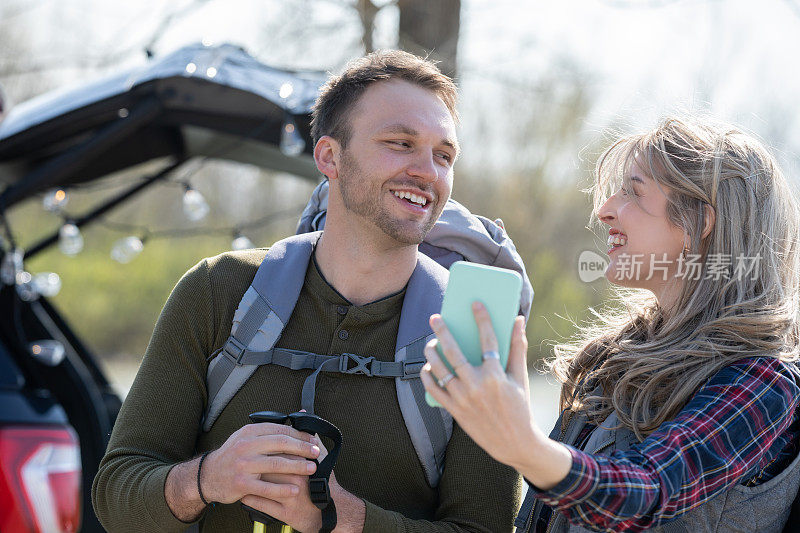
[279, 81, 301, 109]
[231, 232, 255, 251]
[1, 73, 318, 303]
[280, 116, 305, 156]
[32, 272, 61, 297]
[110, 236, 145, 264]
[58, 223, 84, 256]
[97, 203, 305, 242]
[43, 189, 68, 212]
[15, 271, 37, 301]
[28, 340, 65, 366]
[182, 184, 210, 222]
[279, 82, 294, 99]
[0, 247, 59, 298]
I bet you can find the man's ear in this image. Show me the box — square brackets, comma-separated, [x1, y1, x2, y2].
[314, 136, 340, 181]
[701, 203, 715, 239]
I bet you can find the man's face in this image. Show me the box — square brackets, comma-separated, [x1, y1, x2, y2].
[334, 79, 458, 246]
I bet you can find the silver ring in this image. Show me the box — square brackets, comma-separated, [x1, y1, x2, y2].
[482, 350, 501, 361]
[437, 373, 455, 388]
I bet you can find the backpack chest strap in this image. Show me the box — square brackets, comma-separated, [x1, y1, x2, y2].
[207, 336, 428, 416]
[214, 339, 425, 378]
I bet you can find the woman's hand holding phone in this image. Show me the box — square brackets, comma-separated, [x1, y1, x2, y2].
[421, 303, 574, 489]
[421, 303, 537, 470]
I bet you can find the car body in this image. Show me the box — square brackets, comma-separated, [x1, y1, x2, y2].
[0, 42, 323, 532]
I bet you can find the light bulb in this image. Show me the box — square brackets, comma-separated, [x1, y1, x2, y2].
[182, 188, 210, 222]
[279, 82, 294, 99]
[232, 235, 254, 251]
[111, 236, 144, 264]
[1, 248, 23, 285]
[28, 340, 65, 366]
[280, 117, 305, 156]
[43, 189, 68, 212]
[58, 224, 83, 256]
[15, 271, 37, 301]
[32, 272, 61, 297]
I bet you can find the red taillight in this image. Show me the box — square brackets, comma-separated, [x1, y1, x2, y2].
[0, 426, 82, 533]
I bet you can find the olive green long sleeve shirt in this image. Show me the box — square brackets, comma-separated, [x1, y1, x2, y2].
[92, 248, 521, 532]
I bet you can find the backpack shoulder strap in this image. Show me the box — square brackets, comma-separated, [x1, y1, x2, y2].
[395, 252, 454, 488]
[424, 198, 533, 320]
[202, 232, 320, 431]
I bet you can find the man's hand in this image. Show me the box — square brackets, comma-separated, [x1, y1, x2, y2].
[164, 422, 320, 522]
[240, 436, 366, 533]
[202, 422, 321, 504]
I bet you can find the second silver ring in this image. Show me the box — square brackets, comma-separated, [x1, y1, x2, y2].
[437, 372, 456, 388]
[482, 350, 501, 361]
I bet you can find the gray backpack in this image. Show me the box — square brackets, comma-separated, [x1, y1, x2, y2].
[202, 180, 533, 487]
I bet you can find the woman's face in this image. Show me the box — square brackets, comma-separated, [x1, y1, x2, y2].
[597, 161, 687, 301]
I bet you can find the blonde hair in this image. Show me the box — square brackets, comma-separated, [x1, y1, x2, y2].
[550, 117, 800, 440]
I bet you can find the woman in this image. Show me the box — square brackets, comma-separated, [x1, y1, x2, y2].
[421, 117, 800, 532]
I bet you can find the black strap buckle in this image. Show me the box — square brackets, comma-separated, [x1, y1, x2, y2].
[339, 353, 374, 376]
[402, 360, 425, 380]
[308, 477, 331, 509]
[222, 337, 247, 364]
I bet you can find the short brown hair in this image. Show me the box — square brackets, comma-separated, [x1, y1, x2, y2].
[310, 50, 459, 147]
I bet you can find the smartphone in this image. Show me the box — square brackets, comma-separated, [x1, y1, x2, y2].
[426, 261, 523, 407]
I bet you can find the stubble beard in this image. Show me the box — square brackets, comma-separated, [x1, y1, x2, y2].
[337, 150, 442, 245]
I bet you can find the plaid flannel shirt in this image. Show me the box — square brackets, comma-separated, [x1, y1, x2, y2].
[530, 357, 800, 531]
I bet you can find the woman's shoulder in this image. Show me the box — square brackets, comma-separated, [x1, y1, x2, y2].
[657, 356, 800, 446]
[703, 356, 800, 402]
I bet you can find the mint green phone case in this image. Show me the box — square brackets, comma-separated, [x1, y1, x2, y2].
[426, 261, 523, 408]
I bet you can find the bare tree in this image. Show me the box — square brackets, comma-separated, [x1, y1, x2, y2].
[356, 0, 381, 53]
[351, 0, 461, 77]
[398, 0, 460, 78]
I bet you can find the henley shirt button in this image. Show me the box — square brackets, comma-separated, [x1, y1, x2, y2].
[338, 330, 349, 340]
[336, 305, 348, 315]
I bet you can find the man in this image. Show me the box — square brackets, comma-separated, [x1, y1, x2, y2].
[93, 50, 522, 532]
